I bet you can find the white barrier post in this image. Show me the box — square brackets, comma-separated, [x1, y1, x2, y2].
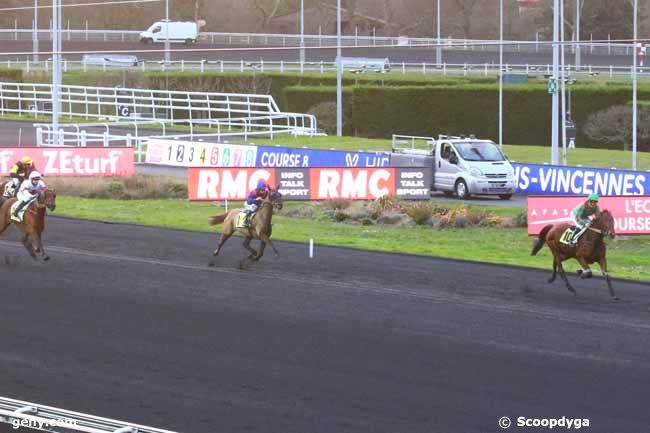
[309, 238, 314, 258]
[80, 130, 87, 147]
[36, 127, 43, 146]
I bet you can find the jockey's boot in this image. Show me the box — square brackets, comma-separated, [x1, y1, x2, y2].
[244, 210, 252, 228]
[12, 200, 27, 220]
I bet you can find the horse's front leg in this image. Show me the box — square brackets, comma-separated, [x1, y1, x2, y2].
[21, 233, 37, 260]
[242, 236, 258, 259]
[597, 257, 618, 300]
[33, 232, 49, 261]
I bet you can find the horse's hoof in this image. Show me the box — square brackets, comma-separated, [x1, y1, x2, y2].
[611, 296, 621, 301]
[576, 269, 583, 275]
[212, 250, 218, 256]
[42, 255, 50, 262]
[547, 277, 556, 284]
[207, 261, 215, 268]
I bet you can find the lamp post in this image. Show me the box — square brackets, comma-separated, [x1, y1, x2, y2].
[633, 0, 638, 170]
[575, 0, 580, 69]
[561, 0, 567, 165]
[165, 0, 170, 64]
[336, 0, 342, 136]
[300, 0, 305, 73]
[551, 0, 560, 165]
[436, 0, 441, 66]
[498, 0, 503, 148]
[33, 0, 39, 63]
[52, 0, 61, 143]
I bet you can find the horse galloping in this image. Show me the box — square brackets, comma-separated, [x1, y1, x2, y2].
[530, 210, 618, 299]
[208, 187, 282, 268]
[0, 188, 57, 260]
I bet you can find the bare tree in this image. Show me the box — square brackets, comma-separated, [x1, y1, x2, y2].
[252, 0, 285, 30]
[584, 105, 650, 152]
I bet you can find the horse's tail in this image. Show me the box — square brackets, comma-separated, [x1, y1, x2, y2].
[208, 213, 228, 226]
[531, 225, 553, 256]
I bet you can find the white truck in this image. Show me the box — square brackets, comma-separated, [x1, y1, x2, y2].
[391, 134, 517, 199]
[140, 20, 198, 44]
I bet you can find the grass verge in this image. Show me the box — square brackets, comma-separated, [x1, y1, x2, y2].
[54, 197, 650, 281]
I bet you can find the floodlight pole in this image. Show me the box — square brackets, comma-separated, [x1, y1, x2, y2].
[33, 0, 39, 62]
[300, 0, 305, 73]
[551, 0, 560, 165]
[633, 0, 638, 170]
[336, 0, 342, 136]
[52, 0, 62, 144]
[575, 0, 580, 69]
[165, 0, 170, 64]
[436, 0, 442, 66]
[499, 0, 503, 149]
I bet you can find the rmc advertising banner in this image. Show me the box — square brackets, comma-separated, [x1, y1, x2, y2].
[527, 196, 650, 235]
[513, 163, 649, 196]
[0, 147, 134, 176]
[188, 167, 432, 201]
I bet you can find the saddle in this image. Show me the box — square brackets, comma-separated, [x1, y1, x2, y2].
[236, 210, 256, 229]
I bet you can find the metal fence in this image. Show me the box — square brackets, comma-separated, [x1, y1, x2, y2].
[0, 28, 636, 56]
[0, 81, 316, 129]
[1, 58, 646, 79]
[0, 395, 177, 433]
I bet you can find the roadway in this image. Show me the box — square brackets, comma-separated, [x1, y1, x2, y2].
[0, 217, 649, 433]
[0, 40, 635, 67]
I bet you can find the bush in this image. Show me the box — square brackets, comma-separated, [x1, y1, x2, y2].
[406, 201, 435, 225]
[584, 105, 650, 151]
[307, 101, 338, 135]
[372, 195, 406, 214]
[323, 198, 351, 210]
[454, 216, 468, 228]
[334, 211, 349, 222]
[107, 181, 126, 199]
[515, 210, 528, 228]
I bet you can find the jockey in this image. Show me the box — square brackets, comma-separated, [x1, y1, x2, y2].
[244, 179, 270, 227]
[4, 156, 37, 198]
[12, 171, 47, 220]
[570, 193, 601, 245]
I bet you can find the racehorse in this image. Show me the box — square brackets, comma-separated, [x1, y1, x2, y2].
[208, 186, 282, 268]
[530, 210, 617, 299]
[0, 189, 57, 261]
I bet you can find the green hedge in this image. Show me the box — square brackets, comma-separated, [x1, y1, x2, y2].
[0, 68, 23, 83]
[282, 83, 650, 149]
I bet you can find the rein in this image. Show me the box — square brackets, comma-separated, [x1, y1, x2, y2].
[587, 226, 602, 234]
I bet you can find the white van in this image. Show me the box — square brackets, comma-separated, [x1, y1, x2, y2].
[140, 20, 198, 44]
[392, 135, 517, 199]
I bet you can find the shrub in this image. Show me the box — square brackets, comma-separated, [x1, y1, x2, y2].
[515, 210, 528, 227]
[372, 195, 406, 214]
[323, 198, 351, 210]
[406, 201, 435, 225]
[107, 181, 126, 199]
[334, 211, 349, 222]
[307, 101, 338, 134]
[454, 216, 468, 228]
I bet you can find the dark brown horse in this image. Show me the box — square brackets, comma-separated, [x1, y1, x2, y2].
[531, 210, 617, 299]
[208, 187, 282, 268]
[0, 189, 57, 260]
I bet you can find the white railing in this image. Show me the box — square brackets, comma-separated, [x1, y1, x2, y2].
[1, 59, 647, 79]
[0, 81, 316, 130]
[0, 28, 636, 56]
[0, 396, 178, 433]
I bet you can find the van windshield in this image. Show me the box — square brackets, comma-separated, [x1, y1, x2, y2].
[454, 141, 506, 162]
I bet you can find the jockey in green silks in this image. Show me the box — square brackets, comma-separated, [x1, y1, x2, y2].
[570, 193, 602, 245]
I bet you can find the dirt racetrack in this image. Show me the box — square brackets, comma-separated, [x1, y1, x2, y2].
[0, 217, 649, 433]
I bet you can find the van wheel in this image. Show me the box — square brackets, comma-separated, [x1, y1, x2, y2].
[455, 179, 470, 199]
[499, 194, 512, 200]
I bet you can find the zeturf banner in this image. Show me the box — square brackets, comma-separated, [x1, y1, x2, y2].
[513, 163, 649, 196]
[0, 147, 134, 176]
[256, 145, 390, 168]
[527, 196, 650, 235]
[146, 138, 257, 167]
[188, 167, 432, 201]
